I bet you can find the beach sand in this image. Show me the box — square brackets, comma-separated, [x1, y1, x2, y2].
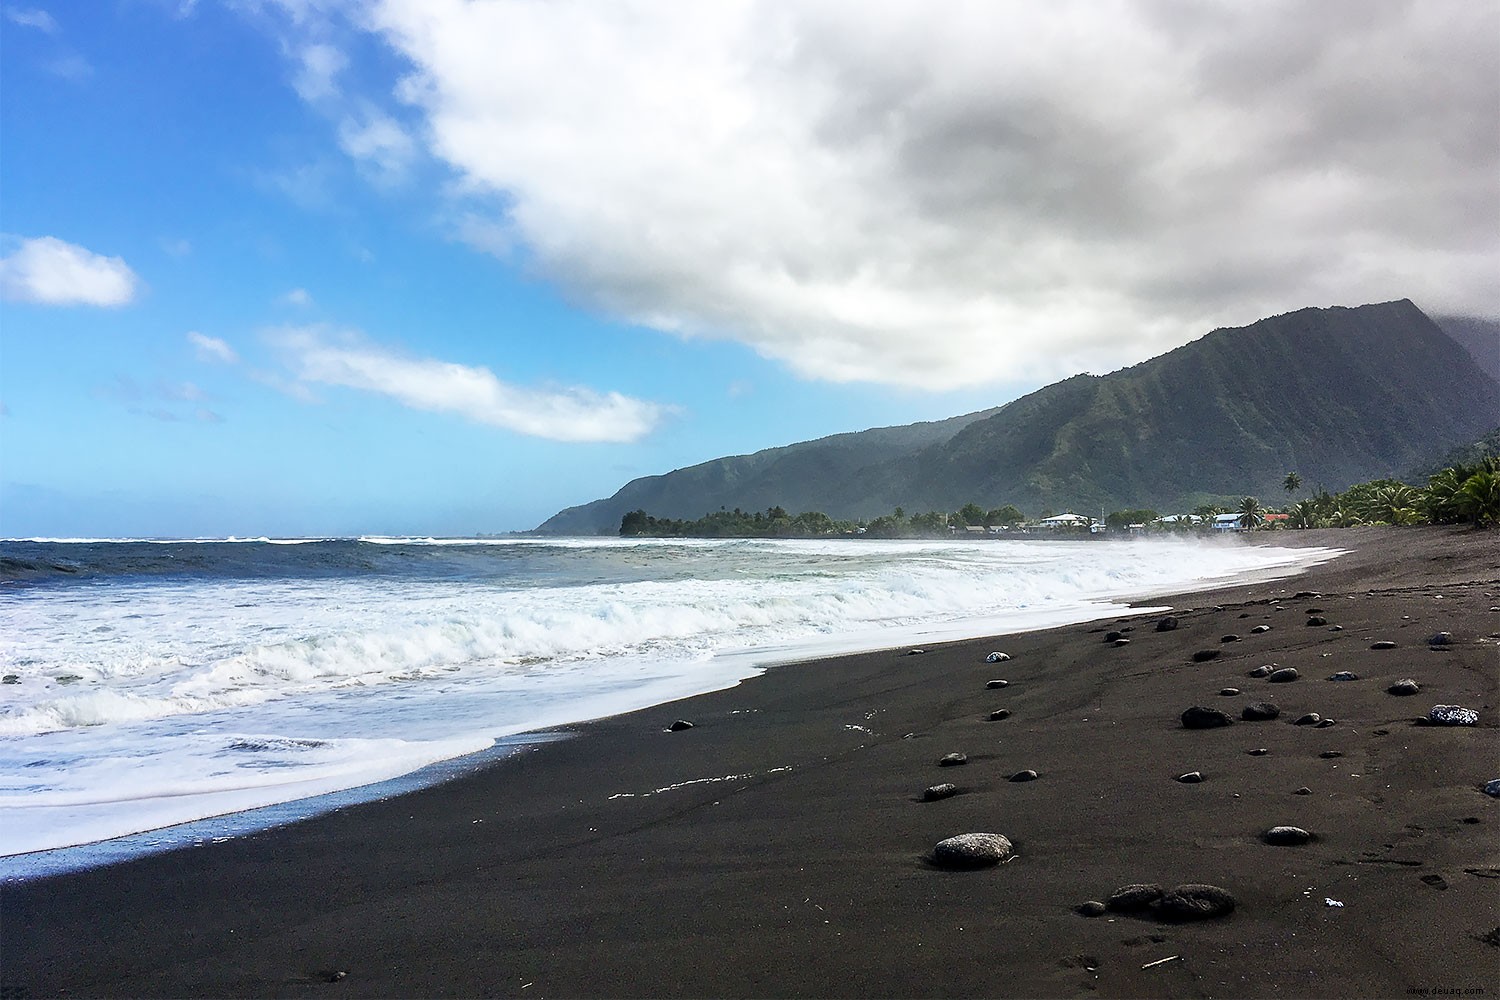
[3, 526, 1497, 999]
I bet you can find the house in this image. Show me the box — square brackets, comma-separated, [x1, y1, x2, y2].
[1040, 513, 1093, 529]
[1213, 513, 1242, 532]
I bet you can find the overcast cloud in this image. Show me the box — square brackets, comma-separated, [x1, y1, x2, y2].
[289, 0, 1496, 389]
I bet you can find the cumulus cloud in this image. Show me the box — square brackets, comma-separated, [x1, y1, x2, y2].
[280, 287, 314, 307]
[337, 109, 417, 184]
[293, 42, 346, 102]
[0, 236, 139, 306]
[292, 0, 1500, 389]
[270, 325, 669, 442]
[187, 331, 239, 364]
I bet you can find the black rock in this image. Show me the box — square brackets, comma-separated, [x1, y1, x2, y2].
[1247, 748, 1271, 756]
[1242, 702, 1281, 721]
[1429, 632, 1452, 647]
[1293, 591, 1320, 599]
[1105, 631, 1124, 643]
[986, 679, 1009, 689]
[667, 719, 695, 731]
[988, 709, 1012, 721]
[1294, 786, 1312, 795]
[1427, 705, 1479, 726]
[1106, 883, 1164, 912]
[1181, 706, 1234, 729]
[1293, 713, 1321, 726]
[1247, 665, 1273, 678]
[1315, 718, 1337, 728]
[1219, 687, 1240, 696]
[1077, 900, 1108, 917]
[931, 832, 1013, 869]
[1263, 825, 1313, 845]
[1156, 617, 1179, 632]
[1329, 625, 1344, 631]
[1192, 649, 1222, 663]
[0, 674, 17, 684]
[1268, 667, 1300, 683]
[1388, 678, 1421, 696]
[1370, 641, 1397, 650]
[326, 971, 348, 983]
[1307, 608, 1325, 614]
[1320, 750, 1343, 759]
[1252, 625, 1272, 633]
[1307, 616, 1328, 627]
[1221, 634, 1241, 643]
[1158, 884, 1236, 921]
[906, 648, 925, 655]
[1177, 771, 1203, 783]
[922, 783, 960, 801]
[938, 752, 968, 767]
[1113, 638, 1131, 647]
[1328, 671, 1359, 681]
[1009, 769, 1039, 782]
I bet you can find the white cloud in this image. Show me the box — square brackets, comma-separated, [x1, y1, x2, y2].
[4, 6, 57, 32]
[301, 0, 1500, 389]
[187, 331, 239, 364]
[280, 287, 314, 307]
[45, 53, 91, 81]
[337, 110, 416, 184]
[270, 325, 668, 442]
[0, 236, 139, 306]
[293, 42, 347, 102]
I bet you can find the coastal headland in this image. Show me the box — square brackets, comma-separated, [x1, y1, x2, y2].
[3, 526, 1497, 998]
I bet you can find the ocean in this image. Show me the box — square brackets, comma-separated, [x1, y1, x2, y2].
[0, 534, 1336, 873]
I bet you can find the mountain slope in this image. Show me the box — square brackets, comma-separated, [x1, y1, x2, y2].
[538, 300, 1500, 533]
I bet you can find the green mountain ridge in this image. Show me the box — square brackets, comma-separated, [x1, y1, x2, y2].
[536, 300, 1500, 534]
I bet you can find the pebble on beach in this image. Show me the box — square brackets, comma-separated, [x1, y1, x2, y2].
[1295, 786, 1312, 795]
[1263, 826, 1313, 845]
[986, 679, 1009, 689]
[1320, 750, 1343, 759]
[1426, 705, 1479, 726]
[1388, 678, 1421, 696]
[1293, 713, 1322, 726]
[1106, 884, 1164, 911]
[1157, 884, 1236, 921]
[1105, 631, 1124, 643]
[667, 720, 695, 731]
[1221, 634, 1241, 643]
[1220, 687, 1240, 696]
[1192, 649, 1222, 663]
[1156, 617, 1179, 632]
[1370, 641, 1397, 650]
[1247, 748, 1271, 756]
[1242, 702, 1281, 721]
[922, 783, 960, 802]
[1307, 616, 1328, 626]
[931, 833, 1014, 869]
[1247, 665, 1273, 678]
[938, 752, 968, 767]
[1077, 900, 1107, 917]
[1181, 706, 1234, 729]
[1267, 667, 1300, 683]
[986, 652, 1010, 663]
[1328, 671, 1359, 681]
[988, 709, 1012, 721]
[1484, 779, 1500, 798]
[1177, 771, 1203, 783]
[1428, 632, 1452, 647]
[1252, 624, 1272, 633]
[1009, 769, 1039, 782]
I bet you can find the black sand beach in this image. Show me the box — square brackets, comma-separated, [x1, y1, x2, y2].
[3, 526, 1497, 999]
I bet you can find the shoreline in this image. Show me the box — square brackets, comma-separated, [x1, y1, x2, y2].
[3, 525, 1496, 998]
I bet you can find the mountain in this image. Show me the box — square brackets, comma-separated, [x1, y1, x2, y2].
[1433, 315, 1500, 383]
[536, 300, 1500, 533]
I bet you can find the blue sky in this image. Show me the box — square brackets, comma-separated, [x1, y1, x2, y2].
[2, 1, 1495, 537]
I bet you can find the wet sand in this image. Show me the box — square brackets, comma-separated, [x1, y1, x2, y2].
[3, 526, 1497, 998]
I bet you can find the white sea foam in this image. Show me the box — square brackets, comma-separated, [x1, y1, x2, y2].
[0, 536, 1338, 857]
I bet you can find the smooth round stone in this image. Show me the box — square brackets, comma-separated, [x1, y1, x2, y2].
[1219, 687, 1240, 696]
[1221, 634, 1241, 643]
[1158, 884, 1236, 921]
[1328, 671, 1359, 681]
[1192, 649, 1222, 663]
[1263, 825, 1313, 845]
[988, 709, 1012, 721]
[1181, 706, 1234, 729]
[938, 752, 968, 766]
[906, 649, 925, 656]
[1246, 748, 1271, 756]
[1306, 616, 1328, 626]
[1268, 667, 1300, 683]
[1155, 617, 1179, 632]
[1293, 713, 1322, 726]
[986, 679, 1009, 689]
[1370, 641, 1397, 650]
[1388, 678, 1421, 696]
[931, 832, 1013, 869]
[667, 719, 695, 731]
[1177, 771, 1203, 783]
[1113, 638, 1131, 647]
[1484, 779, 1500, 798]
[1329, 625, 1344, 631]
[1247, 665, 1273, 678]
[922, 783, 960, 802]
[1251, 624, 1272, 634]
[1427, 705, 1478, 726]
[1242, 702, 1281, 721]
[986, 651, 1011, 663]
[1077, 900, 1107, 917]
[1294, 786, 1312, 795]
[1104, 631, 1124, 643]
[1106, 883, 1164, 912]
[1315, 718, 1337, 728]
[1009, 769, 1040, 782]
[1428, 632, 1452, 647]
[1320, 750, 1343, 759]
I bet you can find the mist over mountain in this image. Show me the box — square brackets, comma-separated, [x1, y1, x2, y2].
[537, 300, 1500, 534]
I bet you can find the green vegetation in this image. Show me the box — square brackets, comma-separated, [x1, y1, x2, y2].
[619, 507, 855, 538]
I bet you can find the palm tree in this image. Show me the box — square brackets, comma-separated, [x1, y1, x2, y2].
[1237, 496, 1264, 530]
[1283, 471, 1302, 496]
[1289, 498, 1322, 529]
[1356, 483, 1423, 525]
[1457, 470, 1500, 528]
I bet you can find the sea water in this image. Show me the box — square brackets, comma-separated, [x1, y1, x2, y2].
[0, 534, 1336, 867]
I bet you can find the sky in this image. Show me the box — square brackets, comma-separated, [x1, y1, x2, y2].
[2, 0, 1496, 537]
